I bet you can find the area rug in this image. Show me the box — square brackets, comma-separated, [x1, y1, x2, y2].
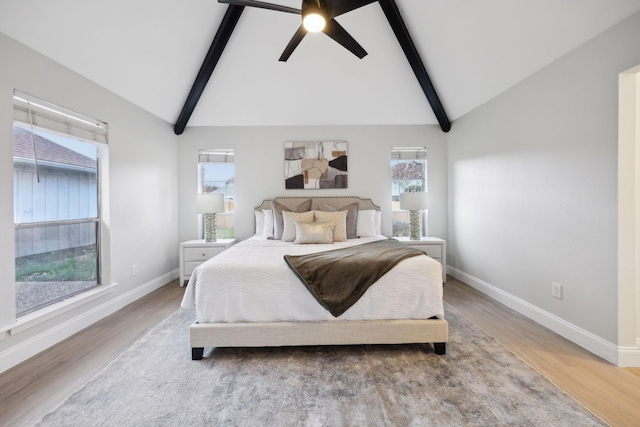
[36, 303, 606, 426]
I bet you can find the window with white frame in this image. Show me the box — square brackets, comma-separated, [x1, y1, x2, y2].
[198, 149, 235, 239]
[391, 147, 427, 237]
[13, 90, 108, 316]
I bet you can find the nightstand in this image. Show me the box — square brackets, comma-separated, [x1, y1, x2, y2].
[179, 239, 237, 287]
[394, 237, 447, 283]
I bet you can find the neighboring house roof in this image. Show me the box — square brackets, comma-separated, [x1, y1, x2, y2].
[210, 182, 234, 198]
[13, 127, 96, 169]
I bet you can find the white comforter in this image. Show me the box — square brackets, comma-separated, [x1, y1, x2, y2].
[181, 236, 444, 323]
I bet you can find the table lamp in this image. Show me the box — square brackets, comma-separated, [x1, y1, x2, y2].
[197, 193, 225, 242]
[399, 192, 428, 240]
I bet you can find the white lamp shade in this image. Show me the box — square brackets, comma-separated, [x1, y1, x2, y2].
[399, 192, 428, 211]
[197, 193, 225, 214]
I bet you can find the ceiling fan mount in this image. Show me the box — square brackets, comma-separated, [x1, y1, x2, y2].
[218, 0, 376, 61]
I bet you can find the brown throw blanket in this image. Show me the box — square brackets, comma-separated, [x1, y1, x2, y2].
[284, 239, 426, 317]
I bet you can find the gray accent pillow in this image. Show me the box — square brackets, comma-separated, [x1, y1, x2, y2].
[318, 201, 358, 239]
[271, 199, 312, 240]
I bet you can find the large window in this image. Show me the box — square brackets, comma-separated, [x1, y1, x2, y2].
[13, 91, 108, 316]
[198, 149, 235, 239]
[391, 147, 427, 237]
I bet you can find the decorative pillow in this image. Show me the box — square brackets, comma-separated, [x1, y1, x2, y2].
[318, 201, 358, 239]
[262, 209, 274, 238]
[282, 210, 315, 242]
[294, 221, 334, 244]
[271, 199, 312, 240]
[254, 210, 265, 236]
[314, 210, 348, 242]
[373, 210, 382, 235]
[356, 210, 377, 237]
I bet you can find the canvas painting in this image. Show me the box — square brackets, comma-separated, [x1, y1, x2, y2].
[284, 141, 348, 189]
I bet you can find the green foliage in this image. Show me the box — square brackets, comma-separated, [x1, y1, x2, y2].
[16, 246, 97, 282]
[216, 227, 235, 239]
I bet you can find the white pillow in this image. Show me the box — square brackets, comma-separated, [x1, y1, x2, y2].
[373, 211, 382, 235]
[314, 210, 347, 242]
[356, 210, 376, 237]
[262, 209, 274, 238]
[282, 210, 315, 242]
[254, 210, 265, 236]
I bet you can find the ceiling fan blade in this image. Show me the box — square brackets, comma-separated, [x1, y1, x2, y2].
[325, 0, 377, 17]
[323, 18, 367, 59]
[279, 25, 308, 62]
[218, 0, 301, 14]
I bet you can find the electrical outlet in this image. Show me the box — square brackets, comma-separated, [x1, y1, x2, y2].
[551, 282, 563, 299]
[131, 264, 138, 276]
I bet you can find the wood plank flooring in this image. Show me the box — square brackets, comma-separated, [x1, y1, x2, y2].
[1, 276, 639, 426]
[443, 278, 640, 427]
[0, 280, 185, 427]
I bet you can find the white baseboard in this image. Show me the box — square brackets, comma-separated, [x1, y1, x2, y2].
[447, 267, 629, 366]
[618, 346, 640, 367]
[0, 269, 179, 374]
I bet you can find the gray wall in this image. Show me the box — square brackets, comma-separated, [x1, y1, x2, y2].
[3, 10, 640, 368]
[0, 32, 179, 357]
[177, 125, 448, 242]
[447, 12, 640, 344]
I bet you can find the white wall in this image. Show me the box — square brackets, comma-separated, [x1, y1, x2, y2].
[618, 65, 640, 365]
[4, 8, 638, 370]
[447, 11, 640, 355]
[177, 125, 447, 242]
[0, 33, 180, 371]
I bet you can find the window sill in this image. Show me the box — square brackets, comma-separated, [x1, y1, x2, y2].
[1, 283, 117, 339]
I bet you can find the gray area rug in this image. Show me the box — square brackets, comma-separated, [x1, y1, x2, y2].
[37, 304, 606, 426]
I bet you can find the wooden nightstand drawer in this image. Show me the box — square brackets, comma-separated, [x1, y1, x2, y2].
[183, 247, 224, 262]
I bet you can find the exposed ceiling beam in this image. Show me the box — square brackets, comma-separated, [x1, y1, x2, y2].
[176, 1, 450, 134]
[174, 5, 244, 135]
[378, 0, 451, 132]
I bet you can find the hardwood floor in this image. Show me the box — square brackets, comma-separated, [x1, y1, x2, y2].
[443, 278, 640, 427]
[0, 280, 185, 427]
[1, 276, 639, 426]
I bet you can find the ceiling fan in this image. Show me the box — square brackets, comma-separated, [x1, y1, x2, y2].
[218, 0, 377, 61]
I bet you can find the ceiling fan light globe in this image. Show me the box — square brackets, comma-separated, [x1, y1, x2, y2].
[303, 13, 326, 32]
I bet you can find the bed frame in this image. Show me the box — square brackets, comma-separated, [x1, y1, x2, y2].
[190, 196, 448, 359]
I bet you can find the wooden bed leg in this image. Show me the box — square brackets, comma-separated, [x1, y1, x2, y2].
[192, 347, 204, 360]
[434, 342, 446, 355]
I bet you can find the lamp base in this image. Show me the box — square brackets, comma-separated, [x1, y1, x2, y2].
[409, 210, 421, 240]
[204, 213, 217, 242]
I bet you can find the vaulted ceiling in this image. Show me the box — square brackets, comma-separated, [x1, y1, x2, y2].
[1, 0, 639, 133]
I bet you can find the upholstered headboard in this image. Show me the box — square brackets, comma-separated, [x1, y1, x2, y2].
[254, 196, 380, 212]
[254, 196, 380, 235]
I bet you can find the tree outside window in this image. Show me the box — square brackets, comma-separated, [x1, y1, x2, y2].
[391, 148, 427, 237]
[198, 150, 235, 239]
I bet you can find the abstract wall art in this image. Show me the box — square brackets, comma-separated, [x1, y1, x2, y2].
[284, 141, 348, 189]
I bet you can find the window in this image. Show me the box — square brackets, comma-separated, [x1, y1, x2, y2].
[198, 150, 235, 238]
[13, 91, 108, 316]
[391, 147, 427, 237]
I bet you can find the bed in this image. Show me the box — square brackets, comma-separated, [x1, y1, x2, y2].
[181, 196, 448, 360]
